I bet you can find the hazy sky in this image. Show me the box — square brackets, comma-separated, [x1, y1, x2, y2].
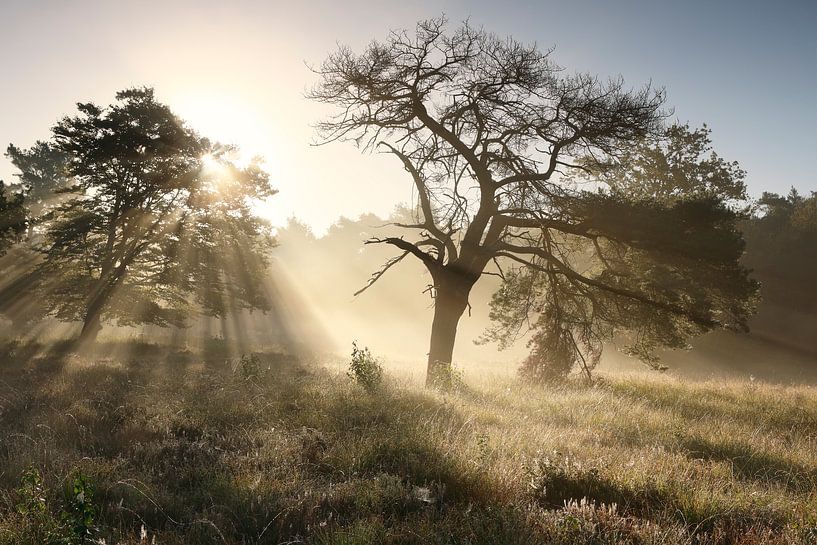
[1, 0, 815, 233]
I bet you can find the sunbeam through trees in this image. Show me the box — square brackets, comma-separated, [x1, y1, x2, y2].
[0, 6, 815, 545]
[5, 88, 276, 343]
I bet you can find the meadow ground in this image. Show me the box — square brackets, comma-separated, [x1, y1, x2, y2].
[0, 340, 815, 544]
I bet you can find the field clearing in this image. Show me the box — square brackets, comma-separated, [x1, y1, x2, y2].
[0, 340, 815, 544]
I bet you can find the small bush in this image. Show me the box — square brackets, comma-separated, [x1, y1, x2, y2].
[16, 467, 47, 517]
[518, 327, 599, 384]
[519, 349, 573, 384]
[61, 473, 97, 544]
[235, 353, 262, 381]
[14, 467, 59, 544]
[525, 450, 610, 507]
[11, 467, 98, 545]
[347, 342, 383, 392]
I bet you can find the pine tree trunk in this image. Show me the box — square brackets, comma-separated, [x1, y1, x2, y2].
[78, 311, 102, 344]
[426, 277, 471, 388]
[78, 283, 112, 344]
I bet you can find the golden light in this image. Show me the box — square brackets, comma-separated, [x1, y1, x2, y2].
[173, 92, 277, 211]
[201, 152, 221, 172]
[199, 152, 236, 200]
[171, 91, 271, 170]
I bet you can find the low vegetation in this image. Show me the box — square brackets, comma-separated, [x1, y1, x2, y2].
[0, 340, 815, 544]
[347, 342, 383, 392]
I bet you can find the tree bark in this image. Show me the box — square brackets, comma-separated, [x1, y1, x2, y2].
[78, 279, 116, 344]
[79, 311, 102, 344]
[78, 254, 133, 345]
[426, 273, 473, 388]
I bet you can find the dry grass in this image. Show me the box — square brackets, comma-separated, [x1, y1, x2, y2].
[0, 339, 815, 544]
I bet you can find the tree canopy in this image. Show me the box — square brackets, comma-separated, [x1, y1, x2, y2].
[311, 17, 757, 384]
[13, 87, 276, 341]
[6, 141, 70, 225]
[0, 181, 27, 257]
[743, 189, 817, 315]
[483, 124, 758, 380]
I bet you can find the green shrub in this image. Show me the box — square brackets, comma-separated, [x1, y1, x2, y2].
[14, 467, 59, 544]
[347, 342, 383, 392]
[11, 467, 98, 545]
[16, 467, 47, 517]
[61, 473, 97, 544]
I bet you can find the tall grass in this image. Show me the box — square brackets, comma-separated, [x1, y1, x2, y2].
[0, 340, 815, 544]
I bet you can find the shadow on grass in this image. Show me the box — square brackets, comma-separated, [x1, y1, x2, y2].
[680, 435, 817, 494]
[0, 340, 518, 543]
[606, 379, 817, 438]
[526, 451, 788, 540]
[591, 399, 817, 498]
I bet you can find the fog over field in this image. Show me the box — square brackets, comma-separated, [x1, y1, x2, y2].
[0, 2, 815, 544]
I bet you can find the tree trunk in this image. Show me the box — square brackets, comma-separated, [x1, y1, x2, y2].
[78, 311, 102, 344]
[426, 276, 472, 388]
[78, 259, 130, 345]
[78, 283, 113, 345]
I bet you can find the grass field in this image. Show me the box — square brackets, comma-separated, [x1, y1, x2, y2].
[0, 340, 815, 544]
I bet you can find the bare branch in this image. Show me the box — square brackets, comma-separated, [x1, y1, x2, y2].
[379, 142, 458, 261]
[364, 236, 439, 269]
[354, 250, 410, 296]
[496, 243, 719, 328]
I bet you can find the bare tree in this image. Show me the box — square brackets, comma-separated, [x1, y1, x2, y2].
[310, 18, 754, 386]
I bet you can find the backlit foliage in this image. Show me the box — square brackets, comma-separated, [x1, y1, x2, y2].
[10, 88, 276, 339]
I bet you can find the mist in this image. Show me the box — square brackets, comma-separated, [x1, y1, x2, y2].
[1, 6, 816, 545]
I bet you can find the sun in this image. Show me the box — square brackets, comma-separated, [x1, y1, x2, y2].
[201, 152, 221, 171]
[166, 89, 291, 223]
[170, 91, 272, 171]
[198, 152, 230, 197]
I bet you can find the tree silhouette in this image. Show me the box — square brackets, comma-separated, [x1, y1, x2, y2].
[484, 124, 758, 381]
[311, 18, 756, 385]
[0, 142, 70, 331]
[6, 141, 70, 239]
[0, 181, 27, 257]
[743, 189, 817, 316]
[16, 88, 276, 342]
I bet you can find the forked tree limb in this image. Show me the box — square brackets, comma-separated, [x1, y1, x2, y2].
[363, 236, 439, 268]
[379, 142, 459, 261]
